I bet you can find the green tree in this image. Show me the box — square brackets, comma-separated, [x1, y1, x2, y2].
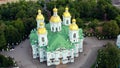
[96, 0, 108, 20]
[103, 20, 119, 38]
[76, 18, 84, 28]
[16, 9, 26, 19]
[12, 19, 25, 40]
[22, 18, 36, 35]
[106, 5, 119, 20]
[0, 33, 6, 50]
[0, 22, 6, 50]
[58, 6, 64, 17]
[4, 25, 20, 46]
[89, 19, 99, 29]
[96, 43, 120, 68]
[115, 15, 120, 27]
[0, 54, 14, 67]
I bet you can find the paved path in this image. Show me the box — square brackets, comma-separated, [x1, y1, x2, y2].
[67, 37, 114, 68]
[0, 37, 115, 68]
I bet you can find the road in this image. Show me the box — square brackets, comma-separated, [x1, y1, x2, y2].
[0, 37, 114, 68]
[112, 0, 120, 5]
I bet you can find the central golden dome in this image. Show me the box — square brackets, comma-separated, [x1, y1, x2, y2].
[69, 19, 79, 30]
[38, 28, 47, 34]
[53, 7, 58, 12]
[50, 7, 61, 23]
[50, 16, 61, 23]
[36, 9, 44, 20]
[63, 7, 71, 17]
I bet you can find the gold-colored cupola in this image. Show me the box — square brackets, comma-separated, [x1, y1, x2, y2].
[63, 7, 71, 18]
[50, 7, 61, 23]
[69, 19, 79, 30]
[36, 9, 44, 20]
[38, 22, 47, 34]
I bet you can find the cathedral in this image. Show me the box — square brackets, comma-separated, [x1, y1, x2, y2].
[29, 7, 84, 66]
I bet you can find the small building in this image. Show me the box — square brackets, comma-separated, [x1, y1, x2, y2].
[29, 7, 84, 66]
[116, 35, 120, 48]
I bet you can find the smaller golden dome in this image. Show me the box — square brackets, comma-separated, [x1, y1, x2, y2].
[36, 15, 44, 20]
[38, 9, 41, 13]
[63, 12, 71, 17]
[63, 7, 71, 17]
[53, 7, 58, 12]
[38, 28, 47, 34]
[69, 19, 78, 30]
[65, 7, 69, 10]
[72, 19, 76, 23]
[50, 16, 61, 23]
[36, 9, 44, 20]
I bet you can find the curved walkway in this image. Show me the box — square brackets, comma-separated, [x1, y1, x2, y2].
[0, 37, 114, 68]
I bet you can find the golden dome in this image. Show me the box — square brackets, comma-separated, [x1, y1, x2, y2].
[65, 7, 69, 10]
[40, 22, 44, 26]
[69, 19, 78, 30]
[53, 7, 58, 12]
[63, 12, 71, 17]
[36, 9, 44, 20]
[38, 28, 47, 34]
[36, 15, 44, 20]
[72, 19, 76, 23]
[63, 7, 71, 17]
[50, 16, 61, 23]
[38, 9, 41, 13]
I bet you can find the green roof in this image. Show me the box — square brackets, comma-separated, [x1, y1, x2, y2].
[29, 29, 38, 45]
[47, 33, 74, 52]
[29, 23, 84, 52]
[79, 28, 84, 39]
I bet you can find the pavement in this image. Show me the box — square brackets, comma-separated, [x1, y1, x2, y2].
[0, 37, 115, 68]
[112, 0, 120, 5]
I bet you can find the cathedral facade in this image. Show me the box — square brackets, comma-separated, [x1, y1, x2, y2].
[29, 7, 84, 66]
[116, 35, 120, 48]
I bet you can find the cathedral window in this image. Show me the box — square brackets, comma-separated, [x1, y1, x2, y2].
[44, 57, 46, 59]
[67, 56, 71, 60]
[73, 33, 76, 38]
[43, 51, 46, 55]
[66, 20, 69, 24]
[37, 53, 39, 56]
[42, 37, 44, 42]
[50, 58, 54, 63]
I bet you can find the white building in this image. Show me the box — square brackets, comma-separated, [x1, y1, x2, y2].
[116, 35, 120, 48]
[30, 7, 84, 66]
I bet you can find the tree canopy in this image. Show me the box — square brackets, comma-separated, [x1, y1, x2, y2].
[0, 54, 15, 67]
[103, 20, 119, 38]
[0, 0, 119, 50]
[96, 43, 120, 68]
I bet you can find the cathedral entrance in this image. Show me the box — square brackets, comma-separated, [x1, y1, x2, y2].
[59, 57, 63, 64]
[56, 57, 67, 68]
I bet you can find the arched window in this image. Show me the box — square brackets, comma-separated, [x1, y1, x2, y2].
[42, 37, 44, 42]
[66, 20, 69, 24]
[73, 33, 76, 38]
